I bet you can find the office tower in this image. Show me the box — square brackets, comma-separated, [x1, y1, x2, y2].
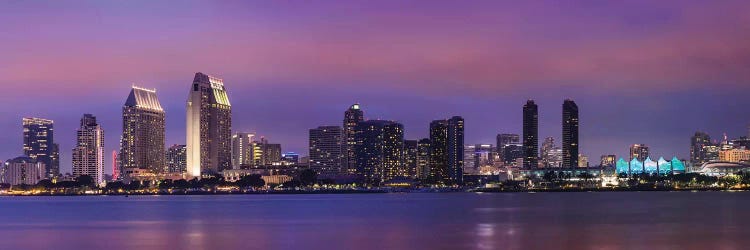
[497, 134, 521, 151]
[473, 144, 494, 170]
[502, 144, 524, 165]
[262, 143, 282, 165]
[22, 117, 58, 178]
[1, 156, 45, 186]
[309, 126, 344, 175]
[166, 144, 187, 173]
[120, 86, 166, 174]
[72, 114, 105, 184]
[343, 104, 364, 173]
[578, 154, 589, 168]
[231, 132, 255, 169]
[523, 100, 539, 169]
[629, 144, 649, 162]
[463, 145, 476, 174]
[600, 155, 616, 167]
[562, 99, 579, 168]
[416, 138, 431, 180]
[187, 72, 232, 177]
[354, 120, 404, 184]
[690, 131, 713, 165]
[548, 148, 563, 168]
[429, 117, 464, 185]
[540, 137, 556, 167]
[404, 140, 419, 178]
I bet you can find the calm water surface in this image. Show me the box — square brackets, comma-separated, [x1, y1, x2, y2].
[0, 192, 748, 250]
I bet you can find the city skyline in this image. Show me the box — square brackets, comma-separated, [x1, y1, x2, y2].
[3, 1, 750, 174]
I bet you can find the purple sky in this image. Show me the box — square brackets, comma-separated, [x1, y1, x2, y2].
[2, 0, 750, 174]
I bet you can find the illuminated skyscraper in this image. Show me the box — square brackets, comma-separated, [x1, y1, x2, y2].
[690, 131, 713, 165]
[523, 100, 539, 169]
[343, 104, 364, 173]
[416, 138, 431, 180]
[354, 120, 404, 184]
[22, 117, 59, 178]
[562, 99, 579, 168]
[72, 114, 105, 184]
[166, 144, 187, 173]
[231, 132, 255, 169]
[404, 140, 419, 178]
[429, 116, 464, 185]
[120, 86, 166, 175]
[309, 126, 344, 175]
[187, 72, 232, 177]
[629, 144, 649, 162]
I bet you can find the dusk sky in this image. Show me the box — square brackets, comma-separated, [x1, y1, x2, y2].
[2, 0, 750, 174]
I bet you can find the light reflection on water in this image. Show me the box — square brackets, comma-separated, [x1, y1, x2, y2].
[0, 192, 749, 249]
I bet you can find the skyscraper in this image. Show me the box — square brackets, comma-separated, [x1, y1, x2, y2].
[562, 99, 579, 168]
[231, 132, 255, 169]
[309, 126, 344, 176]
[22, 117, 58, 178]
[690, 131, 713, 165]
[354, 120, 404, 184]
[629, 144, 649, 162]
[72, 114, 105, 184]
[166, 144, 187, 173]
[540, 137, 556, 167]
[429, 117, 464, 185]
[120, 86, 166, 175]
[416, 138, 431, 180]
[404, 140, 419, 178]
[187, 72, 232, 177]
[523, 100, 539, 169]
[343, 104, 364, 173]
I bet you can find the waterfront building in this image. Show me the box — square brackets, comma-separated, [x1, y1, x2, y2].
[72, 114, 105, 184]
[578, 154, 589, 168]
[523, 100, 539, 169]
[416, 138, 431, 180]
[343, 104, 364, 174]
[262, 143, 282, 165]
[616, 156, 685, 175]
[166, 144, 187, 173]
[309, 126, 344, 176]
[497, 134, 522, 164]
[629, 144, 649, 162]
[231, 132, 255, 169]
[404, 140, 419, 178]
[1, 156, 45, 186]
[463, 145, 476, 174]
[354, 120, 404, 184]
[23, 117, 59, 178]
[719, 148, 750, 163]
[120, 86, 166, 175]
[562, 99, 579, 168]
[187, 72, 232, 177]
[473, 144, 494, 171]
[429, 117, 464, 185]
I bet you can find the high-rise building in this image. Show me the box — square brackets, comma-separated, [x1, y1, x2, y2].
[502, 144, 524, 165]
[1, 156, 45, 186]
[473, 144, 494, 171]
[690, 131, 713, 165]
[354, 120, 404, 184]
[523, 100, 539, 169]
[72, 114, 105, 184]
[496, 134, 520, 150]
[187, 72, 232, 177]
[463, 145, 476, 174]
[120, 86, 166, 175]
[600, 155, 616, 167]
[404, 140, 419, 178]
[496, 134, 522, 165]
[540, 137, 556, 167]
[262, 143, 282, 165]
[562, 99, 579, 168]
[578, 154, 589, 168]
[166, 144, 187, 173]
[22, 117, 58, 178]
[231, 132, 255, 169]
[428, 117, 464, 185]
[629, 144, 649, 162]
[309, 126, 344, 175]
[343, 104, 364, 173]
[416, 138, 431, 180]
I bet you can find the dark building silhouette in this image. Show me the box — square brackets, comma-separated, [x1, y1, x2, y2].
[690, 131, 713, 165]
[23, 117, 59, 178]
[416, 138, 431, 180]
[354, 120, 404, 184]
[429, 116, 464, 185]
[403, 140, 418, 178]
[309, 126, 344, 176]
[523, 100, 539, 169]
[562, 99, 579, 168]
[343, 104, 364, 174]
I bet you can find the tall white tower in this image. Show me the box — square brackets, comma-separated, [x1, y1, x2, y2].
[187, 72, 232, 178]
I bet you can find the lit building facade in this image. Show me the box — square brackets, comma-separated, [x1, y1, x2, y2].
[719, 148, 750, 163]
[404, 140, 419, 178]
[523, 100, 539, 169]
[231, 132, 255, 169]
[562, 99, 579, 168]
[120, 86, 166, 175]
[354, 120, 404, 184]
[616, 157, 685, 175]
[600, 155, 616, 168]
[629, 144, 649, 162]
[187, 72, 232, 177]
[578, 154, 589, 168]
[166, 144, 187, 173]
[72, 114, 105, 184]
[343, 104, 364, 174]
[416, 138, 431, 180]
[309, 126, 344, 175]
[429, 117, 464, 185]
[1, 156, 45, 186]
[23, 117, 59, 178]
[690, 131, 714, 165]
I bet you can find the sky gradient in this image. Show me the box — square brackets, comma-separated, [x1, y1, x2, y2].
[2, 0, 750, 174]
